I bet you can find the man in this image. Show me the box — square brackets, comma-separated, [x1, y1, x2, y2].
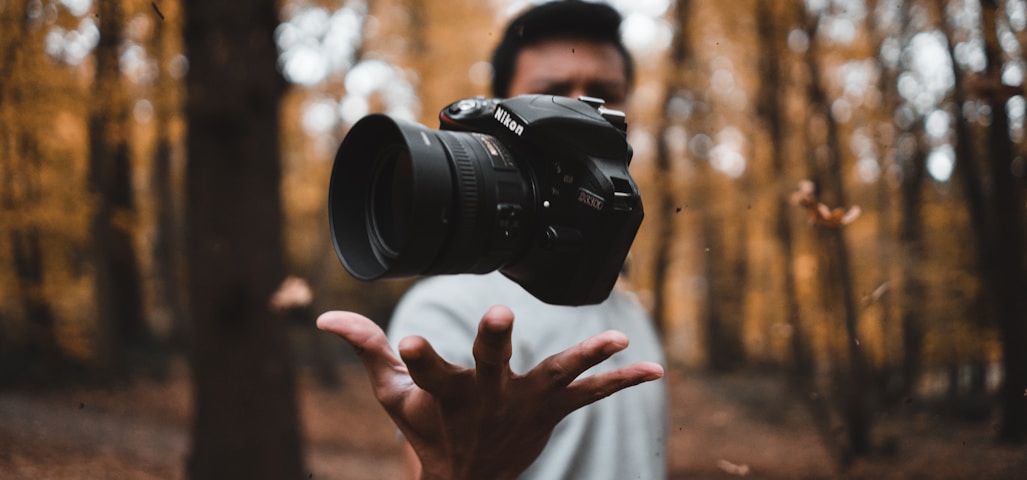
[318, 2, 667, 479]
[489, 0, 632, 111]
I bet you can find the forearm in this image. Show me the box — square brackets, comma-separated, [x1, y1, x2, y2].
[400, 442, 421, 480]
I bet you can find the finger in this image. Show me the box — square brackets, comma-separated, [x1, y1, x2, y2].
[556, 361, 664, 414]
[472, 305, 514, 397]
[398, 335, 467, 401]
[317, 311, 407, 396]
[533, 330, 631, 388]
[472, 305, 514, 368]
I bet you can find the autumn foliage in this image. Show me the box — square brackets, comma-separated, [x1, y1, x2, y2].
[1, 0, 1025, 474]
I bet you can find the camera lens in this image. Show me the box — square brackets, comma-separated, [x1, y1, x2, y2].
[367, 146, 412, 260]
[328, 114, 534, 281]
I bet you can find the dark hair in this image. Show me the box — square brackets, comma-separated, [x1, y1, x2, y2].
[490, 0, 634, 98]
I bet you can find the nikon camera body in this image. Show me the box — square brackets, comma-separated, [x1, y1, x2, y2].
[328, 94, 643, 306]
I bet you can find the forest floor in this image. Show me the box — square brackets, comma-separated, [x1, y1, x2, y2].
[1, 357, 1025, 479]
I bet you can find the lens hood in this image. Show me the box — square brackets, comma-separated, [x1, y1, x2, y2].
[328, 114, 454, 279]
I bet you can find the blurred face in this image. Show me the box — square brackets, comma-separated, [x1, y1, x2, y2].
[507, 39, 629, 111]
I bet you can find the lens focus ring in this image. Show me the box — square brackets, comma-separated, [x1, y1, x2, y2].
[440, 131, 480, 249]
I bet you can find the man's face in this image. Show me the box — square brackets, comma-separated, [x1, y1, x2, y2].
[506, 39, 629, 111]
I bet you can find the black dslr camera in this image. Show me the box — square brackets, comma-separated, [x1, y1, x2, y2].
[327, 94, 643, 306]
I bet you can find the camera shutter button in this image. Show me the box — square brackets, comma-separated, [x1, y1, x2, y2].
[453, 99, 478, 112]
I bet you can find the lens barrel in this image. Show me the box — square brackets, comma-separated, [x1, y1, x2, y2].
[328, 114, 533, 281]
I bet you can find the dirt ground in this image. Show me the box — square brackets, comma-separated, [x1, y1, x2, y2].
[1, 358, 1025, 479]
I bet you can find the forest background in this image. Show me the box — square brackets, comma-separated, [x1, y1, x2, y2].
[1, 0, 1026, 478]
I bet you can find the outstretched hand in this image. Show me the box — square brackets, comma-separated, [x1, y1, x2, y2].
[317, 305, 664, 480]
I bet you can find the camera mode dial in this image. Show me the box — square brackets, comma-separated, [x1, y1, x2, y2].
[441, 96, 501, 132]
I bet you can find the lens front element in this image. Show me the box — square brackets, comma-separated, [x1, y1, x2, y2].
[367, 146, 412, 262]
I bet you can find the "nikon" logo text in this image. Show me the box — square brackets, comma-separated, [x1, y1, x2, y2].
[494, 107, 524, 136]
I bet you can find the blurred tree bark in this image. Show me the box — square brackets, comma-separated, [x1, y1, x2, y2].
[868, 0, 922, 403]
[183, 0, 304, 477]
[651, 0, 693, 336]
[89, 0, 148, 380]
[755, 0, 812, 383]
[755, 0, 843, 466]
[699, 188, 749, 372]
[897, 120, 928, 401]
[150, 0, 188, 351]
[977, 0, 1027, 444]
[688, 8, 747, 373]
[0, 0, 65, 382]
[800, 3, 874, 460]
[941, 0, 1027, 443]
[933, 0, 991, 398]
[6, 137, 63, 379]
[895, 2, 931, 406]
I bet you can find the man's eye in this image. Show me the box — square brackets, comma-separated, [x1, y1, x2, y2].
[586, 87, 624, 105]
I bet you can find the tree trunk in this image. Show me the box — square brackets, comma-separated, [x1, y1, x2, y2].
[150, 0, 188, 351]
[898, 128, 927, 402]
[755, 0, 801, 380]
[867, 0, 920, 404]
[89, 0, 148, 380]
[700, 211, 748, 372]
[8, 136, 63, 381]
[801, 4, 874, 459]
[651, 0, 693, 336]
[651, 126, 675, 336]
[183, 0, 304, 477]
[979, 0, 1027, 444]
[755, 0, 845, 466]
[0, 0, 66, 383]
